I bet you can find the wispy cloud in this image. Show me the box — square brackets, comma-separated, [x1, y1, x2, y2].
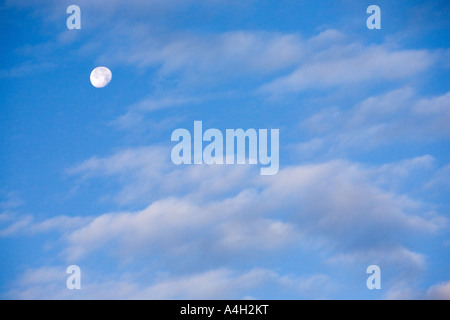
[62, 148, 447, 275]
[297, 88, 450, 156]
[93, 29, 305, 89]
[111, 96, 199, 130]
[260, 44, 433, 94]
[0, 191, 24, 210]
[7, 266, 335, 300]
[425, 281, 450, 300]
[3, 0, 449, 300]
[0, 214, 93, 237]
[0, 61, 56, 78]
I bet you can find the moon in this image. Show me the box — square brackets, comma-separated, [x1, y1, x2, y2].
[90, 66, 112, 88]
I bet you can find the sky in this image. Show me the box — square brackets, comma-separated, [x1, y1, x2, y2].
[0, 0, 449, 300]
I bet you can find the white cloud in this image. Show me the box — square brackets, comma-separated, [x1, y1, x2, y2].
[18, 267, 66, 287]
[99, 30, 305, 84]
[375, 155, 435, 179]
[425, 281, 450, 300]
[0, 214, 93, 237]
[4, 0, 448, 301]
[260, 44, 433, 93]
[328, 246, 427, 271]
[298, 88, 450, 155]
[0, 215, 33, 237]
[0, 61, 56, 79]
[86, 26, 435, 93]
[369, 155, 436, 192]
[67, 146, 260, 205]
[218, 219, 298, 251]
[259, 161, 443, 238]
[0, 191, 24, 210]
[85, 27, 437, 96]
[64, 192, 295, 261]
[61, 148, 447, 277]
[413, 91, 450, 137]
[6, 266, 70, 300]
[425, 164, 450, 191]
[8, 266, 334, 300]
[384, 282, 420, 300]
[385, 281, 450, 300]
[112, 96, 198, 129]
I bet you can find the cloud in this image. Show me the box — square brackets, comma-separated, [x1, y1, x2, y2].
[3, 1, 449, 300]
[374, 155, 435, 180]
[7, 266, 334, 300]
[5, 266, 69, 300]
[260, 41, 433, 94]
[328, 246, 427, 272]
[0, 191, 24, 210]
[0, 215, 33, 237]
[369, 155, 436, 192]
[0, 214, 93, 237]
[297, 88, 450, 156]
[4, 0, 220, 17]
[87, 26, 434, 92]
[425, 164, 450, 191]
[0, 61, 56, 78]
[257, 161, 445, 256]
[1, 148, 435, 300]
[111, 96, 199, 130]
[384, 282, 420, 300]
[64, 193, 297, 261]
[67, 146, 260, 205]
[88, 27, 437, 95]
[385, 281, 450, 300]
[129, 268, 330, 300]
[425, 281, 450, 300]
[4, 0, 439, 96]
[62, 147, 447, 278]
[95, 29, 305, 86]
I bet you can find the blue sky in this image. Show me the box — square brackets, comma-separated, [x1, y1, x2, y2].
[0, 0, 449, 299]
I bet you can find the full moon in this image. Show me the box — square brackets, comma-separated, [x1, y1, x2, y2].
[90, 66, 112, 88]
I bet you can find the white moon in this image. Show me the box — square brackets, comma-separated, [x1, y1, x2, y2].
[90, 66, 112, 88]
